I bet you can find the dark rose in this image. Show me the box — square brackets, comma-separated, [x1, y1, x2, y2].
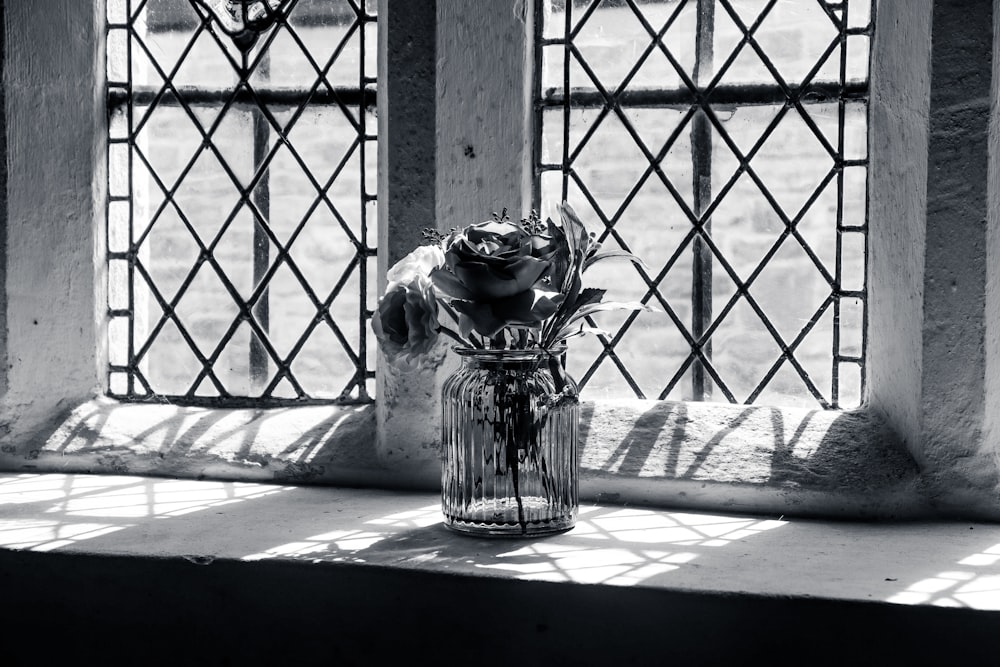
[371, 245, 445, 364]
[432, 221, 551, 300]
[449, 289, 560, 339]
[372, 274, 440, 364]
[430, 220, 560, 337]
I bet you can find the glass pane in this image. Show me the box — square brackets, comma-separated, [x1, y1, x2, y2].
[108, 0, 376, 403]
[537, 0, 873, 409]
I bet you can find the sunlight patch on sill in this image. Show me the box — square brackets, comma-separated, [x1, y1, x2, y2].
[0, 472, 290, 552]
[0, 519, 128, 552]
[242, 503, 442, 563]
[239, 500, 789, 588]
[888, 542, 1000, 609]
[4, 472, 1000, 611]
[46, 478, 287, 519]
[474, 506, 787, 586]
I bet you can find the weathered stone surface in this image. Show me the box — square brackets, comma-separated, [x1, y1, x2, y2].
[578, 399, 924, 518]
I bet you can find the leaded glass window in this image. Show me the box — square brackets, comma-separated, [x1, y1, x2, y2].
[536, 0, 872, 408]
[106, 0, 376, 405]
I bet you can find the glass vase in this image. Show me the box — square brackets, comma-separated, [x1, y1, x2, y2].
[441, 346, 579, 537]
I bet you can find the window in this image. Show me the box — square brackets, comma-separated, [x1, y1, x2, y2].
[105, 0, 377, 405]
[535, 0, 873, 409]
[5, 0, 999, 520]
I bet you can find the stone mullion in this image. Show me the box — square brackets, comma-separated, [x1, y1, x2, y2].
[374, 0, 443, 480]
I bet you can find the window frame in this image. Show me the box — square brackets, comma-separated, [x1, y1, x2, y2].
[2, 0, 999, 520]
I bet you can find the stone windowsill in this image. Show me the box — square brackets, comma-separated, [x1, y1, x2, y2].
[0, 471, 980, 604]
[0, 471, 997, 664]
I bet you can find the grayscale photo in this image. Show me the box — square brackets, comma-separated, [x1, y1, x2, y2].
[1, 2, 998, 665]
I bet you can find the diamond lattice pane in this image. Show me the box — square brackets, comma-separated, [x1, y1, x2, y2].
[108, 0, 376, 403]
[538, 0, 872, 409]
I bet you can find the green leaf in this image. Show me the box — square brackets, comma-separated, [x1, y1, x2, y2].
[555, 324, 609, 341]
[583, 250, 648, 272]
[564, 300, 652, 327]
[548, 300, 654, 345]
[560, 204, 594, 267]
[579, 300, 650, 315]
[574, 287, 606, 309]
[541, 285, 602, 348]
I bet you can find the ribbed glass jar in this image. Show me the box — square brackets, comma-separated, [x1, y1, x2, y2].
[441, 346, 579, 537]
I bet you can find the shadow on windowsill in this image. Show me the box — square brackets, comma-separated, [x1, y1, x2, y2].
[578, 399, 923, 518]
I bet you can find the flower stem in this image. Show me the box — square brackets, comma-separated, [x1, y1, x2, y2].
[518, 328, 529, 349]
[438, 325, 476, 348]
[437, 298, 461, 326]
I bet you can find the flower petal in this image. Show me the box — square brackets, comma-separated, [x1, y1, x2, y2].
[386, 245, 445, 284]
[372, 274, 441, 364]
[429, 266, 477, 300]
[452, 300, 508, 338]
[452, 256, 550, 300]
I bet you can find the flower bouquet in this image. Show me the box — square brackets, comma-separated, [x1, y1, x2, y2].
[372, 202, 650, 536]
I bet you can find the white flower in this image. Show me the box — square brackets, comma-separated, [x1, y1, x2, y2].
[386, 245, 445, 284]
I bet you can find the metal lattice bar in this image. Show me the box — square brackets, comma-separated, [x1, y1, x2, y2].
[538, 80, 868, 109]
[858, 1, 874, 405]
[690, 0, 716, 400]
[126, 0, 138, 397]
[250, 49, 272, 394]
[109, 85, 376, 109]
